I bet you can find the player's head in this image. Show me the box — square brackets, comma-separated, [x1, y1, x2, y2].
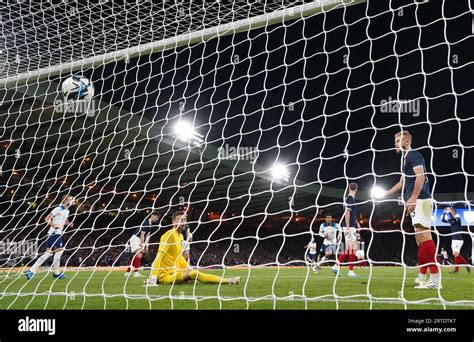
[172, 210, 187, 230]
[149, 211, 161, 223]
[348, 182, 358, 193]
[61, 195, 75, 208]
[394, 130, 412, 153]
[325, 214, 333, 224]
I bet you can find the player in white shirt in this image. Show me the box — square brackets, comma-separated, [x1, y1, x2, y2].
[25, 195, 75, 280]
[313, 214, 339, 273]
[304, 237, 318, 265]
[438, 247, 448, 265]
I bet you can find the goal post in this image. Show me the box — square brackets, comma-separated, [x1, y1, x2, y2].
[0, 0, 365, 89]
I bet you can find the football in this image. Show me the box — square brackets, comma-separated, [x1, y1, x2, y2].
[62, 74, 94, 101]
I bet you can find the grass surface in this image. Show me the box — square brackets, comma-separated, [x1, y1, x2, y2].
[0, 266, 472, 309]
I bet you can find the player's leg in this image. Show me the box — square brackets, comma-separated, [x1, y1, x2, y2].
[313, 245, 326, 273]
[337, 242, 347, 266]
[51, 248, 66, 279]
[416, 239, 428, 284]
[414, 226, 440, 288]
[126, 235, 144, 277]
[347, 242, 358, 278]
[46, 236, 67, 279]
[451, 240, 467, 273]
[412, 199, 441, 289]
[25, 234, 62, 279]
[184, 269, 240, 285]
[332, 244, 345, 276]
[451, 241, 460, 273]
[306, 253, 317, 267]
[157, 271, 186, 285]
[323, 246, 334, 265]
[132, 251, 144, 277]
[316, 244, 326, 264]
[26, 248, 53, 279]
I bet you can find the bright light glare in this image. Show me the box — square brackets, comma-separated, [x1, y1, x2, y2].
[463, 211, 474, 224]
[271, 163, 290, 182]
[173, 120, 203, 146]
[371, 186, 386, 199]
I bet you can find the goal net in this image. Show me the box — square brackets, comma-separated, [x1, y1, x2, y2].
[1, 0, 473, 310]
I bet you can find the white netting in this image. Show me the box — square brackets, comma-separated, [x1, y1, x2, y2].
[0, 0, 473, 310]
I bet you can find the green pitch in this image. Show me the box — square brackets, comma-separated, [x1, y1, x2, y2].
[0, 267, 472, 309]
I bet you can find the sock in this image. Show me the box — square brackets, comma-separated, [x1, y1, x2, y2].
[126, 258, 132, 273]
[418, 243, 428, 275]
[189, 270, 230, 284]
[132, 256, 142, 272]
[52, 250, 63, 275]
[30, 252, 52, 273]
[348, 253, 356, 271]
[430, 272, 441, 285]
[421, 240, 439, 275]
[319, 256, 327, 264]
[338, 253, 346, 264]
[417, 272, 426, 281]
[454, 256, 461, 272]
[454, 255, 467, 272]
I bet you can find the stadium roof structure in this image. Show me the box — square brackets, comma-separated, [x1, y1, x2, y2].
[1, 80, 352, 217]
[2, 81, 471, 225]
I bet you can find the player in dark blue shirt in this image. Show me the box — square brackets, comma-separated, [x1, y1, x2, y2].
[384, 130, 440, 289]
[333, 182, 360, 278]
[125, 211, 161, 277]
[441, 207, 471, 274]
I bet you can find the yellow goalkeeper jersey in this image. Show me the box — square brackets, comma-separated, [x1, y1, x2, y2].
[153, 227, 188, 274]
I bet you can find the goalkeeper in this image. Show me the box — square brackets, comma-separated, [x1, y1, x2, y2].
[147, 210, 240, 286]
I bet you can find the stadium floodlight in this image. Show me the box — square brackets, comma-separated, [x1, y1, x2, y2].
[271, 163, 290, 182]
[173, 120, 203, 147]
[371, 186, 386, 199]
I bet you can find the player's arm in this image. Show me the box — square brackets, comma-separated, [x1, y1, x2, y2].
[318, 224, 325, 238]
[406, 166, 425, 213]
[140, 231, 146, 245]
[441, 208, 451, 223]
[385, 176, 403, 197]
[344, 209, 351, 228]
[408, 166, 425, 202]
[44, 209, 59, 228]
[44, 213, 53, 225]
[150, 235, 173, 278]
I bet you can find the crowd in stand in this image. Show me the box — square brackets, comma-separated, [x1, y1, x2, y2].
[1, 213, 469, 269]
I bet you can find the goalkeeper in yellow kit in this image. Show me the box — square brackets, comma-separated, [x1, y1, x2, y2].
[146, 210, 240, 286]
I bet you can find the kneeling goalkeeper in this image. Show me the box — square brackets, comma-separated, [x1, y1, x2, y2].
[147, 210, 240, 286]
